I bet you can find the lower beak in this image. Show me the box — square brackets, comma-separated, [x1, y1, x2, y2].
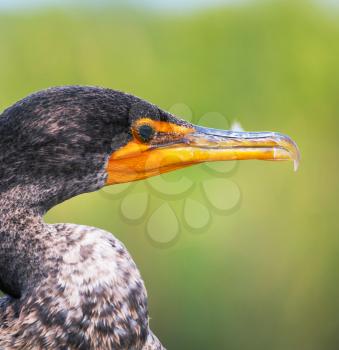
[183, 125, 300, 171]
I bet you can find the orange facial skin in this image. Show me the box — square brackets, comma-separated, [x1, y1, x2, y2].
[132, 118, 195, 136]
[106, 117, 300, 185]
[106, 118, 195, 184]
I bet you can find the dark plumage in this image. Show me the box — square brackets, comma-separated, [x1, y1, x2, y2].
[0, 87, 167, 349]
[0, 86, 299, 349]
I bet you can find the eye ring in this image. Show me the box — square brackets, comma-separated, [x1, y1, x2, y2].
[135, 123, 155, 143]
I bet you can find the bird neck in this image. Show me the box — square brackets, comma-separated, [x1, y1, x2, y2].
[0, 185, 49, 298]
[0, 169, 107, 298]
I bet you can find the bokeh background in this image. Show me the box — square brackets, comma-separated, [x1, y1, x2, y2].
[0, 0, 338, 349]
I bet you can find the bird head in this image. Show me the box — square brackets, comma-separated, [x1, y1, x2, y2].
[0, 86, 300, 210]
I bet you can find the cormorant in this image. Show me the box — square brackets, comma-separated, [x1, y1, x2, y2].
[0, 86, 300, 349]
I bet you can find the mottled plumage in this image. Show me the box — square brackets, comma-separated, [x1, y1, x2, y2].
[0, 87, 166, 349]
[0, 85, 299, 349]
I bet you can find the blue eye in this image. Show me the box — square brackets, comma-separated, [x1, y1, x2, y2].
[136, 124, 155, 143]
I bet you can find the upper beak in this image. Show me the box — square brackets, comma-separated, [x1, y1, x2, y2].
[184, 125, 301, 171]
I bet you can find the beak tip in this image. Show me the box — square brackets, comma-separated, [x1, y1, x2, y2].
[294, 159, 300, 172]
[277, 133, 301, 172]
[291, 139, 301, 172]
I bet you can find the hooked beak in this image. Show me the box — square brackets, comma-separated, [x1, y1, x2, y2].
[185, 126, 300, 171]
[106, 121, 300, 185]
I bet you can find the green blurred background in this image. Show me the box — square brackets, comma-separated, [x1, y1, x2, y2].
[0, 0, 338, 349]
